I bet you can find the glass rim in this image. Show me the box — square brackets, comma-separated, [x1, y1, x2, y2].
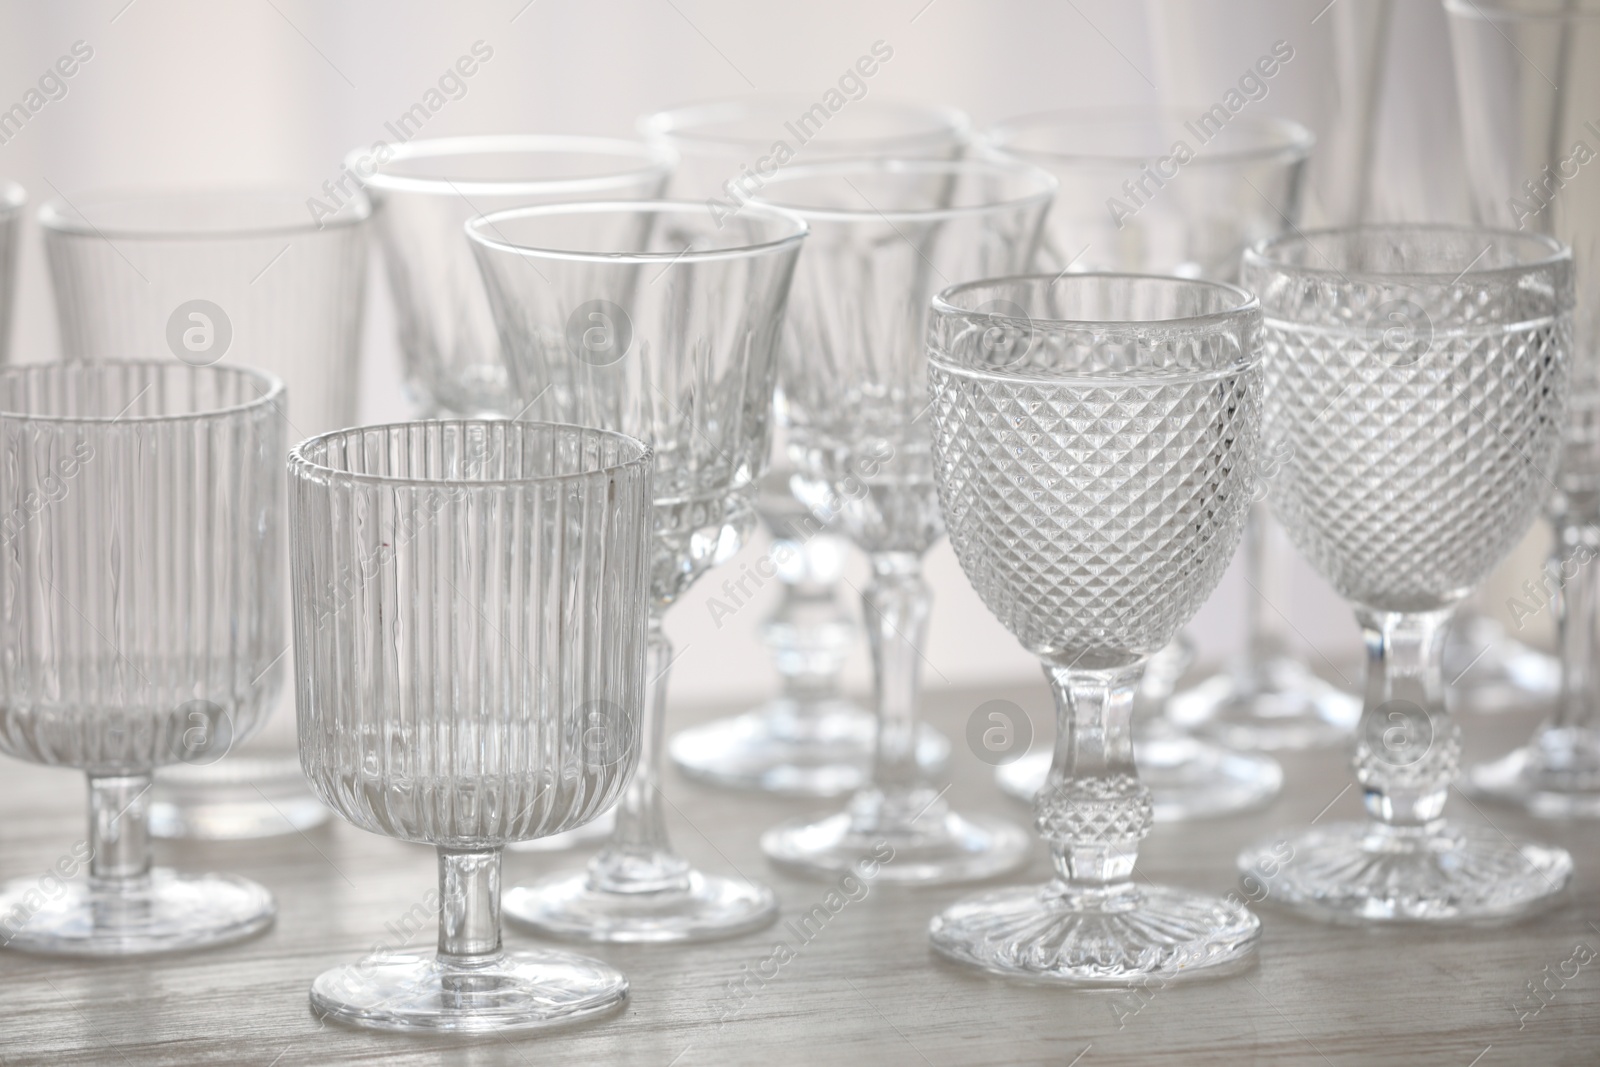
[1443, 0, 1600, 22]
[0, 361, 286, 425]
[748, 157, 1057, 222]
[348, 134, 676, 197]
[1243, 223, 1571, 282]
[38, 187, 370, 241]
[983, 108, 1314, 168]
[465, 199, 808, 264]
[639, 95, 972, 152]
[288, 419, 654, 488]
[0, 181, 24, 215]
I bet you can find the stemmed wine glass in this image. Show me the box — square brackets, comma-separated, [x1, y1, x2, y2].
[1447, 0, 1600, 816]
[468, 201, 806, 940]
[1238, 225, 1574, 921]
[0, 362, 285, 954]
[292, 420, 653, 1032]
[752, 158, 1053, 883]
[925, 274, 1263, 982]
[0, 181, 22, 363]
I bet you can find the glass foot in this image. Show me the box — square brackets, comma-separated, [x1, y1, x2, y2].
[1467, 726, 1600, 818]
[761, 791, 1030, 885]
[1445, 613, 1559, 714]
[310, 949, 627, 1033]
[507, 810, 615, 853]
[929, 881, 1259, 986]
[504, 869, 776, 944]
[0, 868, 275, 956]
[1169, 657, 1360, 751]
[669, 699, 951, 796]
[149, 753, 330, 840]
[1239, 821, 1572, 923]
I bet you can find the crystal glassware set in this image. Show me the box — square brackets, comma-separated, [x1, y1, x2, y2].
[0, 52, 1592, 1028]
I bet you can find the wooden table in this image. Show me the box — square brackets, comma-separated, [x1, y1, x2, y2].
[1, 679, 1596, 1066]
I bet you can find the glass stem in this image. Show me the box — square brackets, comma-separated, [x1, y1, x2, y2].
[864, 552, 930, 798]
[436, 847, 502, 968]
[87, 773, 152, 891]
[1550, 521, 1600, 734]
[1243, 503, 1293, 671]
[1038, 663, 1151, 890]
[1354, 608, 1460, 827]
[587, 612, 691, 894]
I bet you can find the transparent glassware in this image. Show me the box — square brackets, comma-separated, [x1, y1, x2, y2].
[40, 188, 371, 840]
[0, 181, 23, 364]
[926, 274, 1264, 983]
[291, 420, 653, 1032]
[354, 134, 673, 419]
[1448, 0, 1600, 815]
[1237, 225, 1575, 921]
[749, 158, 1052, 884]
[0, 362, 285, 954]
[468, 200, 806, 940]
[644, 97, 966, 795]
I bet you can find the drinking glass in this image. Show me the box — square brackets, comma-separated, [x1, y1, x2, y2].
[0, 362, 284, 954]
[1448, 0, 1600, 816]
[926, 274, 1263, 982]
[645, 96, 967, 795]
[41, 188, 369, 840]
[0, 182, 23, 363]
[751, 158, 1051, 883]
[292, 420, 652, 1031]
[468, 200, 806, 940]
[1238, 225, 1574, 921]
[354, 135, 673, 419]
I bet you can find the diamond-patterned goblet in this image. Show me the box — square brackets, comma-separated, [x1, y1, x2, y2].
[1238, 225, 1574, 922]
[926, 274, 1263, 983]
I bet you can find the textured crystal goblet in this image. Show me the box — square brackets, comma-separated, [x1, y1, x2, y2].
[469, 201, 805, 940]
[926, 274, 1263, 983]
[749, 158, 1053, 883]
[1238, 225, 1574, 922]
[293, 420, 653, 1032]
[0, 181, 22, 364]
[0, 362, 285, 955]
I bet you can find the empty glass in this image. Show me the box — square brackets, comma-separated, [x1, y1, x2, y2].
[469, 201, 806, 940]
[293, 420, 653, 1032]
[40, 188, 370, 840]
[1448, 0, 1600, 816]
[1238, 225, 1574, 921]
[751, 158, 1052, 884]
[0, 362, 285, 954]
[0, 181, 23, 364]
[926, 275, 1263, 983]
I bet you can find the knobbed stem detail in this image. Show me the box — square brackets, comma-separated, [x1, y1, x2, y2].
[88, 773, 153, 890]
[436, 848, 502, 967]
[1353, 608, 1460, 827]
[860, 551, 941, 826]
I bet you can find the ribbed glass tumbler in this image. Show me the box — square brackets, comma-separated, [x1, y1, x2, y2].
[291, 420, 653, 1033]
[1238, 226, 1574, 922]
[0, 362, 285, 955]
[925, 275, 1263, 984]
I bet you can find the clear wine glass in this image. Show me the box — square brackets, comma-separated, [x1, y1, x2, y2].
[644, 95, 967, 796]
[750, 158, 1052, 884]
[1238, 225, 1575, 921]
[293, 420, 653, 1032]
[468, 200, 806, 940]
[40, 188, 370, 841]
[0, 362, 285, 954]
[1447, 0, 1600, 816]
[0, 181, 23, 364]
[926, 274, 1263, 982]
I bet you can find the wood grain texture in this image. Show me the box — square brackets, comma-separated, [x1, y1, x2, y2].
[0, 679, 1596, 1066]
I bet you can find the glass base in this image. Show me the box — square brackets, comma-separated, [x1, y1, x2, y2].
[996, 735, 1282, 822]
[1168, 658, 1360, 751]
[149, 753, 330, 840]
[1238, 821, 1572, 924]
[310, 949, 627, 1033]
[760, 800, 1030, 885]
[929, 881, 1260, 986]
[0, 868, 275, 956]
[669, 698, 951, 797]
[504, 869, 777, 944]
[1444, 613, 1559, 715]
[1467, 726, 1600, 818]
[507, 810, 615, 853]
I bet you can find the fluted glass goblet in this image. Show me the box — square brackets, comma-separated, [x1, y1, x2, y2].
[1447, 0, 1600, 816]
[751, 158, 1052, 883]
[0, 181, 23, 363]
[293, 420, 653, 1032]
[469, 201, 805, 940]
[1238, 225, 1574, 921]
[0, 362, 284, 955]
[926, 274, 1263, 983]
